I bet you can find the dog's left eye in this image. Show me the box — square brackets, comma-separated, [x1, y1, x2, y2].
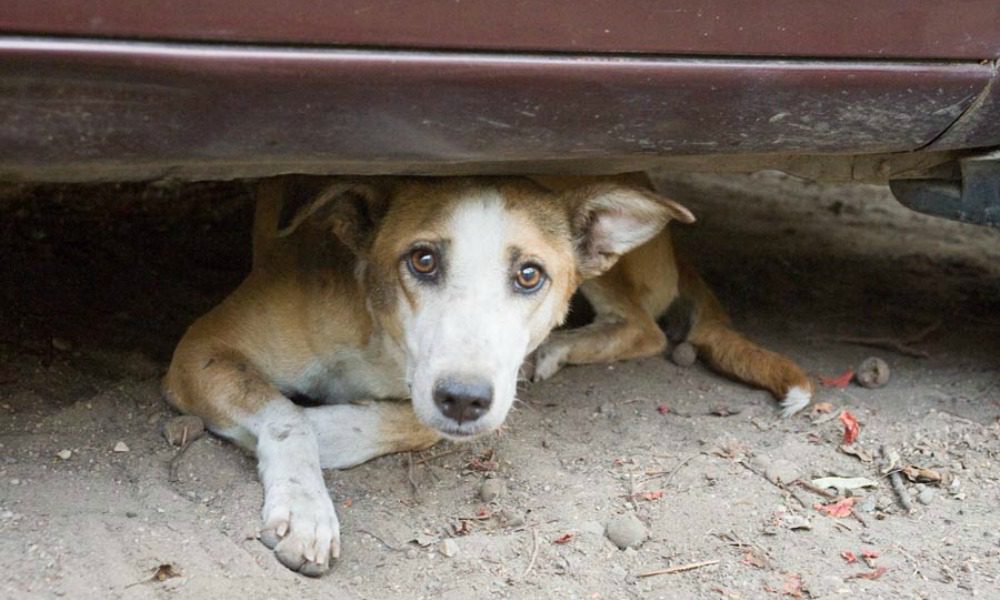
[407, 247, 439, 279]
[514, 263, 546, 293]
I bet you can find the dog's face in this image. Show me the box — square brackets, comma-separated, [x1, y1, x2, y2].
[287, 177, 693, 439]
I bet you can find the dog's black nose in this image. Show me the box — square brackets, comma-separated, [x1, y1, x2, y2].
[433, 378, 493, 424]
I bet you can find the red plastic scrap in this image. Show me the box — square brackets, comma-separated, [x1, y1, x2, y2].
[847, 566, 888, 580]
[819, 369, 854, 389]
[814, 497, 856, 518]
[839, 410, 861, 444]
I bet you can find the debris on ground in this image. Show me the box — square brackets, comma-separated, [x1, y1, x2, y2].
[820, 370, 854, 389]
[479, 478, 506, 502]
[839, 411, 861, 444]
[880, 445, 914, 512]
[605, 513, 647, 549]
[670, 342, 697, 367]
[163, 415, 205, 447]
[814, 498, 856, 518]
[855, 356, 891, 388]
[811, 476, 878, 496]
[112, 441, 130, 453]
[437, 539, 459, 558]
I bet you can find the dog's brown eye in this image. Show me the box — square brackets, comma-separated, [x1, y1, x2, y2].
[514, 263, 545, 293]
[408, 248, 438, 277]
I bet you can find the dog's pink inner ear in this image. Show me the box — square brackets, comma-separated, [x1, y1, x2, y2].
[571, 185, 694, 278]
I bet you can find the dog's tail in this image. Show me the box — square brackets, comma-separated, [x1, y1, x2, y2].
[252, 178, 287, 267]
[662, 261, 814, 417]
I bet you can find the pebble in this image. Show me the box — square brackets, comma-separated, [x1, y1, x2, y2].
[499, 509, 525, 528]
[858, 496, 877, 513]
[670, 342, 697, 368]
[113, 441, 130, 453]
[163, 415, 206, 446]
[56, 450, 72, 460]
[856, 356, 890, 388]
[765, 459, 800, 485]
[405, 548, 419, 560]
[784, 515, 812, 530]
[605, 513, 647, 549]
[479, 479, 506, 502]
[438, 539, 459, 558]
[917, 488, 936, 505]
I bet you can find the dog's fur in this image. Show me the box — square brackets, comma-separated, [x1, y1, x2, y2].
[164, 174, 812, 575]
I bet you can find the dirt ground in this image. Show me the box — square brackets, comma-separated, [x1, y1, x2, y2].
[1, 172, 999, 600]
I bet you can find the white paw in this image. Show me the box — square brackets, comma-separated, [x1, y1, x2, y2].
[531, 342, 570, 382]
[260, 480, 340, 577]
[779, 385, 812, 418]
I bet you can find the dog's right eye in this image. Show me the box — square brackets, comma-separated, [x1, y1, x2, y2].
[407, 247, 438, 279]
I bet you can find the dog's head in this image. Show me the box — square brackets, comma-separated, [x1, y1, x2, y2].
[277, 177, 693, 439]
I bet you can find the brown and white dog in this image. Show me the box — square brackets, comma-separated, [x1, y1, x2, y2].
[164, 173, 812, 576]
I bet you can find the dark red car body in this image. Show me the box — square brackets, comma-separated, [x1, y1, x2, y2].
[2, 1, 999, 189]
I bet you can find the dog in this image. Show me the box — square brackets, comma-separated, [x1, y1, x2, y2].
[164, 173, 812, 576]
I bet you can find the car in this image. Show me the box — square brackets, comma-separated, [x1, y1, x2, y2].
[1, 1, 998, 224]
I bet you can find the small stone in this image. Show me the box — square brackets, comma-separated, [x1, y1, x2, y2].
[499, 509, 525, 528]
[858, 496, 877, 513]
[51, 337, 72, 352]
[125, 511, 138, 518]
[113, 441, 130, 453]
[784, 515, 812, 530]
[597, 402, 616, 415]
[438, 539, 459, 558]
[671, 342, 697, 368]
[479, 479, 506, 502]
[917, 489, 936, 505]
[405, 548, 419, 560]
[856, 357, 890, 389]
[605, 513, 647, 549]
[765, 459, 800, 485]
[56, 450, 72, 460]
[10, 479, 20, 485]
[163, 415, 206, 446]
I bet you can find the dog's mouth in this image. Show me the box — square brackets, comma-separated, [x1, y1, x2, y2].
[432, 421, 494, 441]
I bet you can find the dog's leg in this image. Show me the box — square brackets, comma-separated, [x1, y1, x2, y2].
[676, 262, 814, 417]
[308, 401, 441, 469]
[531, 275, 666, 381]
[165, 347, 439, 576]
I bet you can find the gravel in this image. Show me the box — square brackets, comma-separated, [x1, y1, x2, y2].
[605, 513, 647, 549]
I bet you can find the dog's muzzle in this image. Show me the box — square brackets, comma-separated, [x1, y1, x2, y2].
[432, 377, 493, 425]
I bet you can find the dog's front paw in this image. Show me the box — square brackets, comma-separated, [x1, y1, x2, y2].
[531, 341, 570, 382]
[260, 481, 340, 577]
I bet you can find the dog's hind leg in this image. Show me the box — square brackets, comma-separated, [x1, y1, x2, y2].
[531, 265, 667, 381]
[676, 262, 814, 417]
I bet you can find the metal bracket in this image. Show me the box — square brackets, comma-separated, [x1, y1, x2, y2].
[889, 150, 1000, 227]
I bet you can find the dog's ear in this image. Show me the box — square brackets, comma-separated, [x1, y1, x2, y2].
[275, 178, 390, 254]
[567, 183, 695, 278]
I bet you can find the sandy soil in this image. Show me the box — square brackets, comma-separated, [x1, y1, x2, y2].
[1, 172, 999, 599]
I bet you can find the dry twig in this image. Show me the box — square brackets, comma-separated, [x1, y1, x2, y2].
[638, 559, 720, 578]
[414, 448, 462, 465]
[881, 445, 913, 512]
[827, 321, 940, 359]
[520, 528, 540, 579]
